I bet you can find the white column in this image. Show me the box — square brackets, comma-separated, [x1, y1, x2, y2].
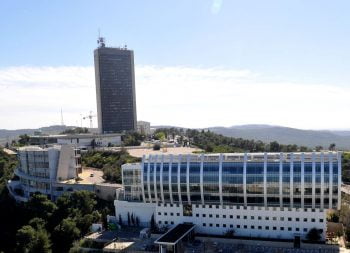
[243, 153, 247, 207]
[186, 154, 191, 205]
[312, 152, 316, 209]
[219, 154, 223, 206]
[329, 152, 333, 209]
[147, 155, 152, 202]
[301, 153, 305, 209]
[153, 155, 158, 203]
[141, 155, 146, 203]
[338, 152, 342, 210]
[177, 155, 182, 204]
[279, 153, 283, 208]
[290, 153, 294, 209]
[160, 155, 164, 203]
[263, 153, 267, 207]
[200, 154, 204, 205]
[169, 155, 173, 204]
[320, 153, 325, 210]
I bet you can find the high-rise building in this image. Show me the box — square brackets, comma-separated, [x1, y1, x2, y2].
[114, 152, 341, 241]
[94, 37, 137, 134]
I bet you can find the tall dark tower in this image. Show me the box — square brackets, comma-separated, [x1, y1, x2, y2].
[94, 37, 137, 133]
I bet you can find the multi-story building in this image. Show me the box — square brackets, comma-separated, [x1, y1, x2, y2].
[94, 37, 137, 134]
[114, 152, 341, 241]
[7, 145, 81, 201]
[137, 121, 151, 136]
[7, 145, 122, 202]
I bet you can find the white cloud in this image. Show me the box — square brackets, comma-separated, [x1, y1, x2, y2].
[211, 0, 224, 15]
[0, 65, 349, 130]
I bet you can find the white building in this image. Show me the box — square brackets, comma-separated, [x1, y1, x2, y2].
[114, 152, 341, 241]
[137, 121, 151, 135]
[7, 145, 121, 202]
[29, 133, 122, 149]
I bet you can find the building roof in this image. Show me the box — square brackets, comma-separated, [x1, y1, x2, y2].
[155, 223, 195, 245]
[29, 133, 123, 139]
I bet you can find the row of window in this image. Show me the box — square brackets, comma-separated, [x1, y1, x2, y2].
[157, 212, 323, 223]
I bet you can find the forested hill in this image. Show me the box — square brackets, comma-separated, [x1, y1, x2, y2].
[209, 125, 350, 150]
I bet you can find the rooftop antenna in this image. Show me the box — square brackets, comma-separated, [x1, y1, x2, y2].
[60, 108, 64, 126]
[97, 29, 105, 48]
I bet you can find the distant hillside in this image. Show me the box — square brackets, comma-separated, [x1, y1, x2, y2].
[209, 125, 350, 150]
[0, 125, 98, 145]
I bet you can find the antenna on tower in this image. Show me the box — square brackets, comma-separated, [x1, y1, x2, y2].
[97, 29, 105, 48]
[60, 108, 64, 126]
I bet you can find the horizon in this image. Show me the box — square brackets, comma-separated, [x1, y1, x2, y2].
[2, 1, 350, 130]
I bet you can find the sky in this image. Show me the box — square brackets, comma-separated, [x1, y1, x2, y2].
[1, 0, 350, 130]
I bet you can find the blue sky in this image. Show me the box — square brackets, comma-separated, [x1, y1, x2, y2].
[1, 0, 350, 129]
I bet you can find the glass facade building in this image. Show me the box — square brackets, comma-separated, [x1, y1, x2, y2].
[94, 41, 137, 134]
[129, 152, 341, 210]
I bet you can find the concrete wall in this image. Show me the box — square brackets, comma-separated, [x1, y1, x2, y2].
[114, 200, 156, 227]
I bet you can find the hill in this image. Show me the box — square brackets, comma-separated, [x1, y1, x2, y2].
[209, 125, 350, 150]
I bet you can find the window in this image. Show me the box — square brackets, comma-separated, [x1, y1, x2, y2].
[165, 221, 168, 224]
[209, 214, 213, 218]
[216, 214, 219, 218]
[203, 214, 206, 217]
[230, 215, 233, 219]
[223, 224, 226, 228]
[288, 217, 292, 221]
[171, 213, 174, 216]
[288, 227, 292, 231]
[304, 218, 307, 222]
[265, 226, 269, 230]
[244, 225, 247, 229]
[251, 216, 254, 220]
[320, 219, 324, 222]
[237, 225, 240, 228]
[303, 228, 307, 232]
[237, 215, 240, 219]
[251, 225, 255, 229]
[210, 223, 213, 227]
[273, 217, 277, 221]
[258, 216, 262, 220]
[273, 227, 277, 230]
[216, 224, 219, 227]
[265, 217, 269, 220]
[177, 213, 180, 216]
[244, 216, 247, 219]
[171, 221, 174, 225]
[203, 223, 206, 226]
[280, 217, 284, 221]
[258, 226, 262, 230]
[223, 215, 226, 218]
[296, 218, 299, 222]
[311, 218, 315, 222]
[230, 224, 233, 228]
[158, 212, 161, 215]
[196, 214, 199, 217]
[280, 227, 284, 231]
[158, 221, 162, 224]
[296, 228, 300, 231]
[164, 212, 167, 216]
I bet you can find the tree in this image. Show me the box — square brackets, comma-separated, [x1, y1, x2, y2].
[16, 225, 51, 253]
[224, 229, 235, 238]
[150, 214, 156, 232]
[329, 143, 336, 151]
[131, 213, 135, 226]
[136, 216, 140, 227]
[269, 141, 280, 152]
[18, 134, 30, 146]
[127, 212, 131, 226]
[153, 143, 161, 150]
[315, 146, 323, 152]
[154, 132, 166, 141]
[27, 194, 57, 220]
[119, 214, 123, 225]
[306, 228, 322, 242]
[52, 218, 80, 253]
